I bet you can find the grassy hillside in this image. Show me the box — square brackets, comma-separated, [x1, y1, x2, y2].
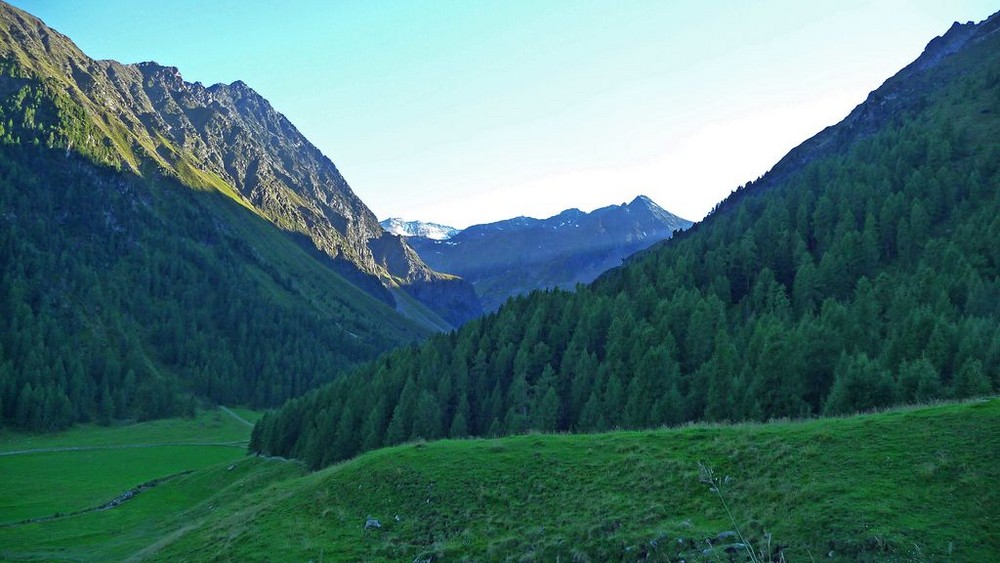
[0, 406, 301, 561]
[3, 400, 994, 561]
[0, 457, 304, 562]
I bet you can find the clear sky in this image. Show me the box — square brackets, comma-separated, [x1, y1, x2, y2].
[10, 1, 998, 228]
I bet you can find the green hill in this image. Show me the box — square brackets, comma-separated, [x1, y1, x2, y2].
[3, 400, 996, 561]
[252, 12, 1000, 467]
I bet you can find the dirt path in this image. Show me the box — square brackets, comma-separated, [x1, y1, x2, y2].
[219, 406, 255, 428]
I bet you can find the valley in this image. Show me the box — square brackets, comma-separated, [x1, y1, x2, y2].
[1, 2, 998, 561]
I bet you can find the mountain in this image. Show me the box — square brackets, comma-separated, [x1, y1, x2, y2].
[252, 11, 1000, 468]
[406, 195, 692, 311]
[0, 2, 483, 428]
[0, 1, 480, 329]
[380, 217, 459, 240]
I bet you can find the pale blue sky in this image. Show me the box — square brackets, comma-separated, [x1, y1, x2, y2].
[11, 1, 998, 228]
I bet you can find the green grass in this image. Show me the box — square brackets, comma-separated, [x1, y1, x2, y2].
[0, 408, 251, 453]
[0, 446, 244, 523]
[154, 399, 998, 562]
[226, 407, 264, 425]
[0, 456, 305, 562]
[388, 286, 456, 333]
[0, 408, 256, 526]
[1, 400, 996, 561]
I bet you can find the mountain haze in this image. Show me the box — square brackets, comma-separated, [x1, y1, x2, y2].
[408, 196, 691, 311]
[253, 11, 1000, 469]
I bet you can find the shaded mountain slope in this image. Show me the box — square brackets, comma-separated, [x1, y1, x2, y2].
[407, 196, 691, 311]
[0, 1, 480, 327]
[252, 11, 1000, 468]
[0, 139, 431, 427]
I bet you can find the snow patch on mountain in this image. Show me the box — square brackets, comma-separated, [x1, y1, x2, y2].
[381, 218, 460, 240]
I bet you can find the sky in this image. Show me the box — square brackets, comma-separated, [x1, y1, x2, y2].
[10, 1, 998, 229]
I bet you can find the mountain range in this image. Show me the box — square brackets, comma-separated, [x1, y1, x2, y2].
[404, 196, 691, 311]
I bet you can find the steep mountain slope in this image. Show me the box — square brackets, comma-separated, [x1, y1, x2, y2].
[253, 11, 1000, 467]
[0, 2, 480, 328]
[0, 2, 466, 428]
[380, 217, 458, 240]
[406, 196, 691, 311]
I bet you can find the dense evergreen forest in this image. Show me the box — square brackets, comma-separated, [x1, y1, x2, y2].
[0, 77, 427, 430]
[252, 22, 1000, 469]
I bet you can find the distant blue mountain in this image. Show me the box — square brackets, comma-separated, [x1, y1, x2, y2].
[407, 195, 691, 311]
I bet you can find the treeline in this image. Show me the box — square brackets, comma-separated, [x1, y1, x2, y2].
[251, 37, 1000, 469]
[0, 79, 421, 430]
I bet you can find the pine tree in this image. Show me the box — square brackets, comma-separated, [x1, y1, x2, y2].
[824, 354, 896, 415]
[952, 358, 992, 399]
[897, 357, 942, 403]
[411, 391, 443, 440]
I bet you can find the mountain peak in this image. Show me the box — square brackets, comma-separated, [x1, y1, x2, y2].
[627, 194, 657, 208]
[910, 18, 982, 72]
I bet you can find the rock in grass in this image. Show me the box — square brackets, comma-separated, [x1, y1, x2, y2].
[716, 530, 738, 541]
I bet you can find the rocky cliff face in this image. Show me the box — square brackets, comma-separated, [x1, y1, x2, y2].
[0, 2, 481, 326]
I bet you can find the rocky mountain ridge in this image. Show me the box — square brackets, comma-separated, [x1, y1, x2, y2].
[0, 1, 480, 327]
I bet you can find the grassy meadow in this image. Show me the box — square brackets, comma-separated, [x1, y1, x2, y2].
[0, 408, 256, 531]
[1, 400, 996, 561]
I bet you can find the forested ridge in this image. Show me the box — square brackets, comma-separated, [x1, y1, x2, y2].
[0, 72, 429, 431]
[252, 15, 1000, 469]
